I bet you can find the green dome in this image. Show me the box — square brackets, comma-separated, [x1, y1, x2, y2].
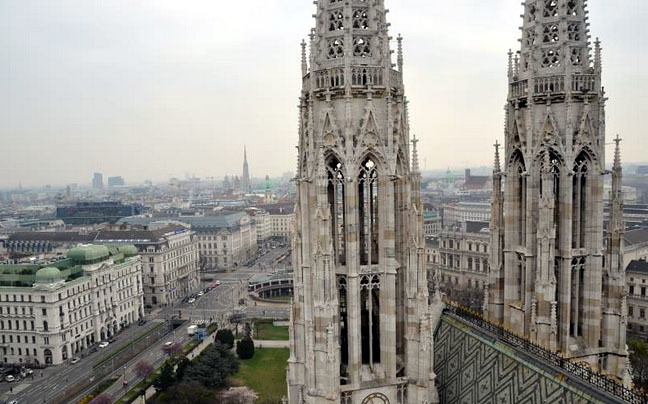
[119, 245, 138, 257]
[67, 245, 110, 263]
[35, 267, 62, 282]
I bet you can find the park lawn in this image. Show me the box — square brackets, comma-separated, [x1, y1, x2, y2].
[254, 320, 289, 340]
[233, 348, 289, 402]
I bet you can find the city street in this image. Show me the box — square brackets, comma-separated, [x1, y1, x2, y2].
[1, 246, 292, 403]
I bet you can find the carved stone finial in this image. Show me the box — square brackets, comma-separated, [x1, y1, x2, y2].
[494, 140, 501, 173]
[411, 135, 420, 173]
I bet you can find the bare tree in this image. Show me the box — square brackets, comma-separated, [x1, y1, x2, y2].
[134, 360, 154, 382]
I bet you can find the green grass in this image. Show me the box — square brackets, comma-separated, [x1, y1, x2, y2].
[254, 320, 289, 340]
[233, 348, 289, 403]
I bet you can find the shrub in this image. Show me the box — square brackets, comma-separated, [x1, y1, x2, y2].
[215, 329, 235, 348]
[236, 337, 255, 360]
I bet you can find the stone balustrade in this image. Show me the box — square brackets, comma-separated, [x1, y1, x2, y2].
[509, 74, 599, 99]
[308, 66, 403, 92]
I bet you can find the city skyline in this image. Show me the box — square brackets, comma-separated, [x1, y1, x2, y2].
[1, 0, 647, 188]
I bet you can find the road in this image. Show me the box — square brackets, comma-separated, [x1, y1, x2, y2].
[2, 246, 292, 403]
[2, 320, 162, 404]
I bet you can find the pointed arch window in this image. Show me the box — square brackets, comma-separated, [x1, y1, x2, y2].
[544, 0, 558, 17]
[567, 0, 579, 16]
[353, 37, 372, 57]
[359, 157, 379, 265]
[337, 275, 349, 379]
[570, 257, 586, 337]
[352, 9, 369, 30]
[360, 275, 381, 365]
[510, 150, 527, 247]
[540, 149, 563, 247]
[542, 24, 560, 43]
[328, 157, 346, 265]
[572, 153, 590, 249]
[567, 23, 582, 41]
[328, 38, 345, 59]
[329, 11, 344, 31]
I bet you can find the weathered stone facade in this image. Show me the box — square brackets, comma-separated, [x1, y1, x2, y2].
[288, 1, 441, 403]
[485, 0, 627, 378]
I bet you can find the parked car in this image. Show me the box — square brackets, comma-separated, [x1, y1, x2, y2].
[70, 357, 80, 364]
[197, 291, 204, 297]
[98, 341, 110, 348]
[5, 375, 14, 382]
[164, 341, 174, 347]
[187, 298, 196, 304]
[215, 281, 221, 286]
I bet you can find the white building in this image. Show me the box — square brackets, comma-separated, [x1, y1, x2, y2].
[118, 213, 258, 271]
[94, 227, 200, 309]
[442, 201, 491, 226]
[0, 245, 144, 365]
[263, 203, 295, 240]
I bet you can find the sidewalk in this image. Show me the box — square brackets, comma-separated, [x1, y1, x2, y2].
[254, 340, 289, 349]
[121, 332, 216, 403]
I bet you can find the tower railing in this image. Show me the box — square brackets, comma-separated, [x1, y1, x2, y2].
[508, 74, 599, 99]
[443, 302, 648, 404]
[310, 66, 403, 92]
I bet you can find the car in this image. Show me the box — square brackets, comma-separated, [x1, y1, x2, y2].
[70, 357, 80, 364]
[187, 298, 196, 304]
[98, 341, 110, 348]
[164, 341, 174, 347]
[8, 400, 20, 404]
[24, 369, 33, 375]
[215, 281, 221, 286]
[5, 375, 14, 382]
[108, 337, 117, 343]
[197, 291, 204, 297]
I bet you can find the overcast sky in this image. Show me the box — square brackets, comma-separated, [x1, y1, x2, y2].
[1, 0, 646, 188]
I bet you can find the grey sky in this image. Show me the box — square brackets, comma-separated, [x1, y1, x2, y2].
[1, 0, 646, 188]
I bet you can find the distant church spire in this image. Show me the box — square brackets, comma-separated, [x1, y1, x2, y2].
[242, 146, 251, 193]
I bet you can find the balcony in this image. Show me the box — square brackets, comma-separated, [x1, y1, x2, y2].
[308, 66, 402, 93]
[509, 74, 598, 100]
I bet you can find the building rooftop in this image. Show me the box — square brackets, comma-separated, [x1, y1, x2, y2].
[627, 260, 648, 274]
[624, 228, 648, 246]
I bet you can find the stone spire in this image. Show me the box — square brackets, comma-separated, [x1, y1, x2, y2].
[301, 39, 308, 77]
[397, 34, 404, 72]
[411, 135, 420, 173]
[610, 135, 624, 235]
[312, 0, 392, 71]
[493, 140, 501, 174]
[242, 146, 251, 192]
[290, 2, 439, 403]
[518, 0, 592, 78]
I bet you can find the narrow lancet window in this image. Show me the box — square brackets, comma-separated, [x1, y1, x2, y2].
[328, 157, 346, 265]
[359, 157, 379, 266]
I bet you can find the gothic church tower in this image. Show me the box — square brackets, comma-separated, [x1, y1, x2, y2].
[486, 0, 627, 377]
[288, 1, 440, 403]
[242, 146, 251, 193]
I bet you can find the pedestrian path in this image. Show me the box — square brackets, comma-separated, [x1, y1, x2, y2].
[119, 331, 217, 403]
[254, 340, 289, 349]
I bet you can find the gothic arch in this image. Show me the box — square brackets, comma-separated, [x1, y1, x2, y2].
[572, 145, 600, 171]
[571, 150, 593, 249]
[356, 149, 387, 175]
[358, 155, 380, 266]
[326, 153, 347, 266]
